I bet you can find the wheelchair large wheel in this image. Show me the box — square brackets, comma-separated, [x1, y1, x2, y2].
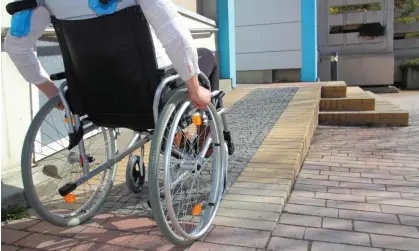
[21, 96, 117, 226]
[148, 90, 225, 246]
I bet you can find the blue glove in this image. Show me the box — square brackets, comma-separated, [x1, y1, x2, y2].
[88, 0, 118, 15]
[10, 10, 33, 37]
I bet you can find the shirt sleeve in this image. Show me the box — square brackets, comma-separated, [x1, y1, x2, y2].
[4, 5, 51, 85]
[137, 0, 200, 81]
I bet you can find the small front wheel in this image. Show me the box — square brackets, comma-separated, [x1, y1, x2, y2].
[126, 150, 146, 193]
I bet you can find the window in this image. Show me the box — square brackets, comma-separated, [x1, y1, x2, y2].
[330, 24, 361, 34]
[329, 22, 386, 37]
[394, 15, 419, 23]
[394, 32, 419, 39]
[329, 3, 381, 15]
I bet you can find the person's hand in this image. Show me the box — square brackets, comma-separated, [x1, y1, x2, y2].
[186, 76, 211, 110]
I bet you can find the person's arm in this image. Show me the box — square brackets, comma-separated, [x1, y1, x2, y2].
[138, 0, 211, 109]
[4, 5, 58, 99]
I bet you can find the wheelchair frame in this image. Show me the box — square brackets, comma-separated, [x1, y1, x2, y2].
[55, 71, 230, 200]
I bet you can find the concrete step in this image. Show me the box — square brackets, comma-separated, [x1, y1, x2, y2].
[320, 87, 375, 111]
[319, 92, 409, 126]
[321, 81, 347, 98]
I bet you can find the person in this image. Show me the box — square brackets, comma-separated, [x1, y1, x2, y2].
[4, 0, 219, 154]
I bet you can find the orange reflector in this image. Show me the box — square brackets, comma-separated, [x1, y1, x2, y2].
[64, 194, 76, 203]
[192, 203, 203, 216]
[192, 114, 202, 126]
[64, 115, 74, 124]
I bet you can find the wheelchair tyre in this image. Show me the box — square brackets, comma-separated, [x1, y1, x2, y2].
[125, 150, 146, 193]
[148, 90, 225, 246]
[21, 96, 118, 226]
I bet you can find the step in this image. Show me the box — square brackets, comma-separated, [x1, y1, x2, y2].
[319, 92, 409, 127]
[320, 87, 375, 111]
[321, 81, 347, 98]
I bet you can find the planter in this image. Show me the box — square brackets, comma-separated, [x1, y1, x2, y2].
[400, 57, 419, 89]
[405, 68, 419, 89]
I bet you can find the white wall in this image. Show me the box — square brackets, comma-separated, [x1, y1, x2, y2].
[1, 0, 33, 181]
[235, 0, 302, 71]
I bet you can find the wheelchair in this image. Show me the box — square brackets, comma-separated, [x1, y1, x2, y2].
[7, 2, 234, 247]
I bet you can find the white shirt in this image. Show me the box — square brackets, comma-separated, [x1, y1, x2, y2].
[4, 0, 200, 84]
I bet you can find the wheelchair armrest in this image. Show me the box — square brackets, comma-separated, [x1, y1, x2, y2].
[156, 66, 176, 77]
[6, 0, 37, 15]
[50, 72, 66, 81]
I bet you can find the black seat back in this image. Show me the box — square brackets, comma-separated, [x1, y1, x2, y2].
[52, 6, 162, 131]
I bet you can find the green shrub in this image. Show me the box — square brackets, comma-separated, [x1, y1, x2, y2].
[400, 57, 419, 71]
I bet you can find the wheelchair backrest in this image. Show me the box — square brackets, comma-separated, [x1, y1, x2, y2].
[51, 6, 162, 131]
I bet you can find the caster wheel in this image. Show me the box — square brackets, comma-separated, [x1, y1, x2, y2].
[126, 154, 146, 193]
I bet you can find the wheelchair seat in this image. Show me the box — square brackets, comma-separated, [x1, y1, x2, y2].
[52, 5, 179, 132]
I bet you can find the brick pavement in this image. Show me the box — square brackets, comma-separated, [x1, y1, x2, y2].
[277, 91, 419, 251]
[2, 87, 302, 251]
[3, 90, 418, 251]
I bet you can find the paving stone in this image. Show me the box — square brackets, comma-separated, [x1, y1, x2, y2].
[74, 226, 136, 245]
[100, 215, 155, 233]
[267, 237, 309, 251]
[387, 186, 419, 193]
[316, 192, 365, 202]
[232, 182, 289, 191]
[322, 218, 352, 230]
[327, 187, 351, 194]
[339, 209, 399, 224]
[69, 241, 136, 251]
[284, 204, 338, 217]
[381, 205, 419, 216]
[287, 196, 326, 207]
[290, 191, 315, 198]
[304, 227, 370, 246]
[1, 245, 19, 251]
[339, 182, 386, 190]
[401, 192, 419, 200]
[371, 234, 419, 251]
[354, 221, 419, 238]
[27, 221, 86, 237]
[15, 233, 79, 251]
[279, 213, 321, 227]
[399, 215, 419, 227]
[126, 234, 173, 250]
[213, 216, 276, 231]
[2, 218, 40, 230]
[373, 179, 418, 186]
[189, 242, 256, 251]
[220, 200, 281, 212]
[223, 194, 284, 205]
[227, 188, 287, 197]
[367, 197, 419, 208]
[321, 171, 361, 177]
[351, 189, 401, 198]
[272, 224, 305, 239]
[296, 179, 339, 187]
[205, 226, 270, 249]
[327, 200, 381, 212]
[216, 208, 279, 222]
[1, 228, 31, 245]
[311, 242, 381, 251]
